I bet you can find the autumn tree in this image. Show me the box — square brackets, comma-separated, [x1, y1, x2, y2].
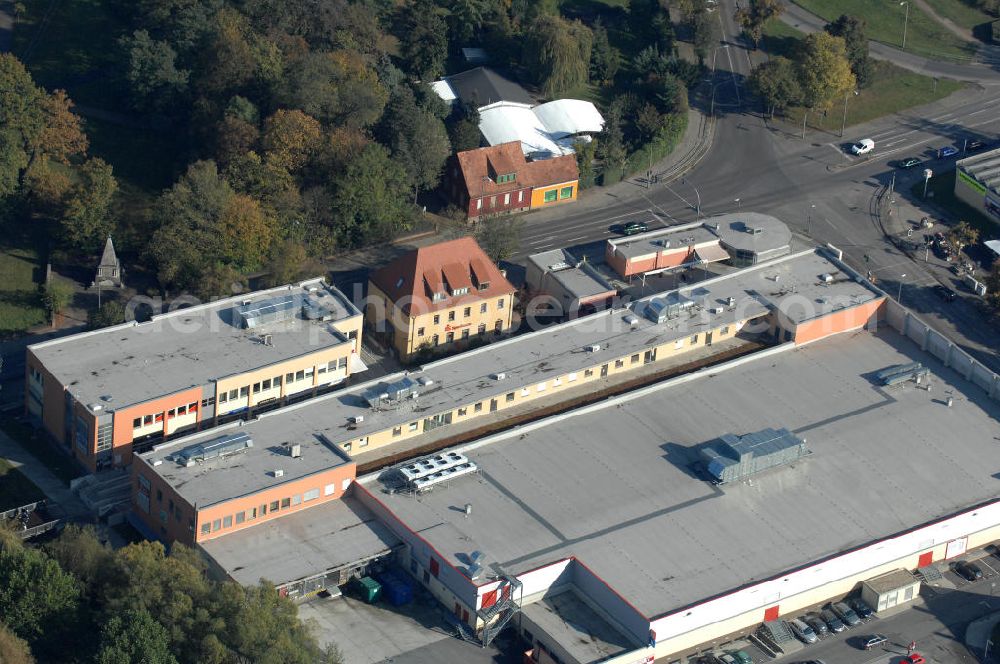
[735, 0, 784, 49]
[522, 16, 593, 98]
[280, 51, 388, 128]
[796, 32, 856, 127]
[219, 193, 275, 269]
[0, 623, 34, 664]
[947, 221, 979, 251]
[826, 15, 874, 88]
[37, 90, 88, 164]
[61, 158, 118, 252]
[262, 109, 321, 173]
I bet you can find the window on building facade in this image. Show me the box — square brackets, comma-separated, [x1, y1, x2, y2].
[270, 500, 279, 512]
[409, 422, 418, 431]
[462, 329, 469, 339]
[393, 426, 402, 436]
[446, 332, 454, 343]
[721, 326, 730, 334]
[201, 523, 210, 535]
[691, 335, 699, 344]
[448, 310, 455, 321]
[432, 334, 439, 346]
[252, 383, 260, 393]
[544, 189, 557, 202]
[474, 402, 483, 412]
[560, 186, 573, 199]
[239, 386, 249, 397]
[476, 199, 482, 210]
[212, 519, 221, 532]
[223, 515, 233, 528]
[292, 494, 302, 506]
[295, 370, 305, 381]
[504, 193, 510, 205]
[615, 359, 624, 368]
[304, 488, 320, 502]
[280, 497, 290, 509]
[478, 323, 486, 335]
[433, 314, 440, 324]
[417, 327, 425, 336]
[458, 407, 467, 416]
[464, 307, 471, 317]
[236, 511, 245, 524]
[498, 298, 505, 309]
[480, 303, 487, 314]
[506, 392, 515, 402]
[358, 437, 368, 447]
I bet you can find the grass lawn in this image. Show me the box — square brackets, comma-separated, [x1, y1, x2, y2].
[761, 17, 806, 58]
[11, 0, 127, 107]
[0, 458, 45, 512]
[781, 60, 964, 133]
[923, 0, 995, 31]
[911, 170, 998, 237]
[0, 247, 45, 337]
[791, 0, 979, 61]
[0, 417, 85, 485]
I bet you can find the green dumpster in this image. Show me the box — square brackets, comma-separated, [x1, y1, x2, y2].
[355, 577, 381, 604]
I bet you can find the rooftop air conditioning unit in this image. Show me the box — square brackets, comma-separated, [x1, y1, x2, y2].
[273, 469, 284, 478]
[290, 444, 301, 458]
[88, 403, 103, 412]
[350, 415, 364, 424]
[821, 273, 834, 283]
[624, 314, 638, 327]
[492, 372, 506, 381]
[711, 307, 724, 315]
[152, 459, 163, 467]
[418, 377, 434, 386]
[242, 299, 252, 306]
[727, 297, 736, 307]
[588, 344, 602, 353]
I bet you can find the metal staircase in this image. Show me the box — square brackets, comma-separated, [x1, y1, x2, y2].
[479, 575, 522, 647]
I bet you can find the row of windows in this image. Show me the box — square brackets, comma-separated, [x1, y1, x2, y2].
[198, 485, 331, 535]
[133, 401, 200, 429]
[425, 299, 504, 327]
[476, 191, 523, 210]
[495, 173, 515, 184]
[217, 359, 349, 404]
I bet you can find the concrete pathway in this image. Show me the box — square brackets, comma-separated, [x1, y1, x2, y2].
[911, 0, 978, 44]
[0, 429, 91, 520]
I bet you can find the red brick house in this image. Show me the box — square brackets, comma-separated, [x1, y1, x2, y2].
[447, 141, 579, 220]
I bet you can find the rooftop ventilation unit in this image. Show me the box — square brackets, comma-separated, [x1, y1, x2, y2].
[261, 334, 273, 346]
[746, 226, 763, 235]
[623, 314, 638, 327]
[237, 295, 297, 329]
[362, 377, 419, 408]
[587, 344, 601, 352]
[418, 377, 434, 387]
[302, 295, 335, 321]
[820, 273, 834, 284]
[273, 469, 284, 478]
[290, 444, 301, 458]
[399, 452, 474, 485]
[350, 415, 364, 424]
[492, 372, 506, 381]
[411, 462, 478, 492]
[88, 403, 103, 412]
[700, 427, 809, 484]
[174, 432, 253, 466]
[727, 297, 736, 307]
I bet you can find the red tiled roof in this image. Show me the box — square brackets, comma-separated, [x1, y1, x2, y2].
[369, 237, 515, 317]
[454, 142, 579, 197]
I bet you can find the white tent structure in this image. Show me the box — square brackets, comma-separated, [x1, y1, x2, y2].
[478, 100, 605, 159]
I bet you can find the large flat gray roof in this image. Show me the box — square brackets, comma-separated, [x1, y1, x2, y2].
[528, 249, 615, 301]
[199, 495, 399, 587]
[143, 250, 881, 505]
[140, 420, 352, 508]
[29, 278, 361, 410]
[608, 221, 719, 261]
[367, 328, 1000, 619]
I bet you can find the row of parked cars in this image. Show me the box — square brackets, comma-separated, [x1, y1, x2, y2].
[787, 597, 874, 645]
[693, 648, 753, 664]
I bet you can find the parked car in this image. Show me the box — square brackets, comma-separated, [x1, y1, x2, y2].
[939, 145, 959, 158]
[848, 597, 874, 620]
[966, 139, 987, 152]
[788, 618, 818, 644]
[613, 220, 648, 236]
[934, 285, 958, 302]
[851, 138, 875, 155]
[831, 602, 861, 627]
[717, 654, 738, 664]
[820, 608, 846, 633]
[955, 560, 984, 581]
[804, 613, 829, 637]
[696, 656, 722, 664]
[905, 652, 927, 664]
[898, 157, 922, 169]
[862, 634, 888, 650]
[727, 651, 752, 664]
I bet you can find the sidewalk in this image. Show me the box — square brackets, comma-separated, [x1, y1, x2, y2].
[0, 429, 91, 520]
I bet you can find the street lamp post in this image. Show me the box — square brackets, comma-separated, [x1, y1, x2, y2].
[898, 274, 906, 302]
[840, 90, 858, 138]
[734, 198, 741, 211]
[900, 1, 910, 49]
[808, 204, 816, 236]
[922, 168, 934, 198]
[683, 178, 702, 217]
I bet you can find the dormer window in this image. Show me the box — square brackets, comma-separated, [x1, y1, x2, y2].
[478, 282, 490, 291]
[431, 292, 448, 302]
[496, 173, 515, 184]
[452, 287, 469, 296]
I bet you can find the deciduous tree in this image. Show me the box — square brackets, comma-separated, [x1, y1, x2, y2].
[826, 14, 874, 88]
[280, 51, 387, 128]
[379, 86, 451, 201]
[476, 215, 523, 263]
[589, 19, 621, 86]
[0, 531, 79, 642]
[37, 90, 88, 164]
[0, 622, 34, 664]
[331, 143, 413, 246]
[96, 609, 177, 664]
[0, 54, 46, 197]
[219, 193, 275, 269]
[522, 16, 593, 98]
[262, 109, 321, 173]
[119, 30, 190, 113]
[749, 56, 801, 117]
[797, 32, 856, 119]
[61, 158, 118, 252]
[401, 0, 448, 81]
[735, 0, 784, 49]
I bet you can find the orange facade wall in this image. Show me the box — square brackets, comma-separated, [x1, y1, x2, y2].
[25, 350, 68, 448]
[132, 460, 357, 546]
[793, 297, 886, 345]
[113, 386, 206, 460]
[606, 247, 694, 278]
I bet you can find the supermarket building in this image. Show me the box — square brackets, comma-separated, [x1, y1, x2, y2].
[25, 278, 364, 472]
[128, 245, 1000, 663]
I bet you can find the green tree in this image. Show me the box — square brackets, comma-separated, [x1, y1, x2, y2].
[0, 54, 45, 197]
[219, 193, 275, 269]
[574, 137, 598, 188]
[380, 86, 451, 201]
[401, 0, 448, 81]
[264, 239, 311, 286]
[691, 8, 719, 62]
[96, 609, 177, 664]
[797, 32, 856, 125]
[41, 280, 74, 325]
[825, 14, 874, 88]
[261, 109, 321, 173]
[522, 16, 593, 98]
[61, 158, 118, 252]
[0, 532, 80, 642]
[448, 103, 481, 153]
[87, 300, 127, 329]
[217, 581, 326, 664]
[331, 143, 413, 246]
[0, 622, 34, 664]
[589, 19, 621, 86]
[280, 51, 388, 128]
[735, 0, 784, 49]
[476, 216, 523, 263]
[446, 0, 488, 44]
[597, 100, 627, 182]
[985, 260, 1000, 312]
[119, 30, 189, 113]
[749, 56, 801, 117]
[44, 525, 115, 595]
[947, 221, 979, 251]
